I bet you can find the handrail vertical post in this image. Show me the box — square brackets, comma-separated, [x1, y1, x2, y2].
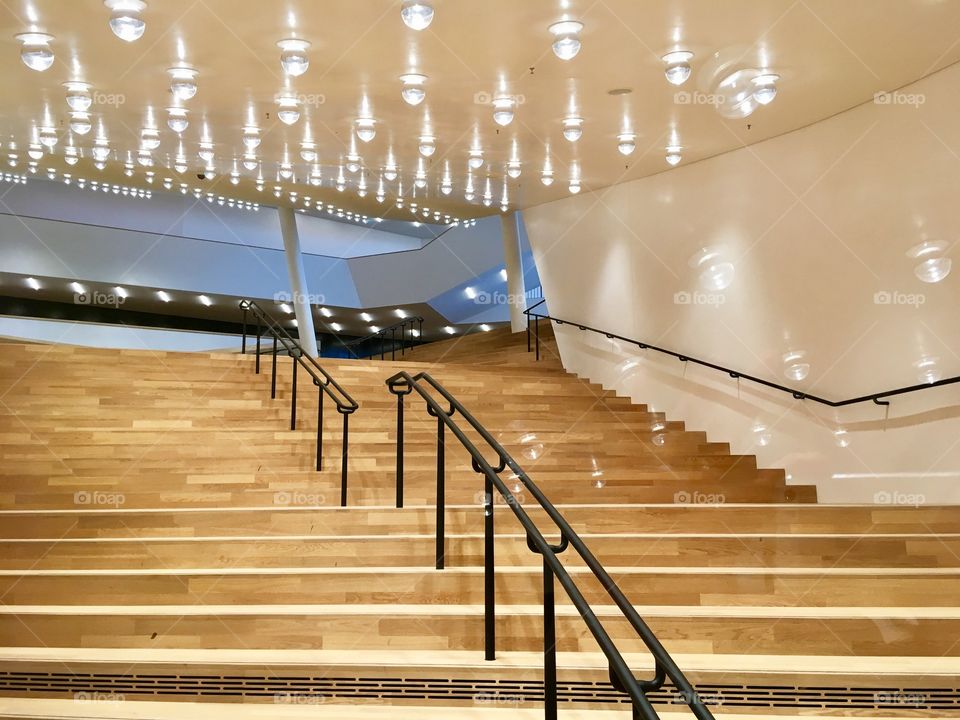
[380, 334, 384, 361]
[401, 322, 406, 357]
[255, 321, 261, 374]
[340, 412, 349, 507]
[526, 311, 531, 353]
[316, 388, 324, 472]
[270, 336, 278, 399]
[435, 413, 445, 570]
[543, 556, 558, 720]
[535, 316, 541, 361]
[290, 353, 298, 430]
[396, 394, 404, 509]
[241, 308, 248, 355]
[484, 473, 496, 661]
[391, 328, 396, 361]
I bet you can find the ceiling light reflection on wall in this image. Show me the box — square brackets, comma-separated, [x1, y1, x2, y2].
[400, 1, 434, 31]
[277, 38, 310, 77]
[399, 73, 427, 105]
[782, 351, 810, 381]
[662, 50, 694, 86]
[548, 20, 583, 61]
[906, 239, 951, 283]
[104, 0, 147, 42]
[15, 33, 55, 72]
[914, 355, 941, 384]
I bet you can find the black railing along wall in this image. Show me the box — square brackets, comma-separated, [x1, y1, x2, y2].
[240, 300, 359, 506]
[343, 316, 425, 360]
[524, 299, 960, 409]
[386, 370, 715, 720]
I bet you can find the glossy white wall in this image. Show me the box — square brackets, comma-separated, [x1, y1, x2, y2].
[524, 63, 960, 504]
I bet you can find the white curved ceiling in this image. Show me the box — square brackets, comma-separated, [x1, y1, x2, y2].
[3, 0, 960, 224]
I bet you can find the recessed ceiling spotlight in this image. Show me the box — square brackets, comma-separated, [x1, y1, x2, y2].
[15, 33, 55, 72]
[752, 72, 780, 105]
[548, 20, 583, 61]
[198, 294, 212, 306]
[279, 303, 293, 314]
[444, 326, 456, 335]
[617, 132, 636, 156]
[492, 96, 516, 126]
[480, 324, 491, 332]
[418, 135, 436, 157]
[70, 281, 85, 294]
[157, 290, 171, 302]
[319, 307, 332, 318]
[401, 0, 434, 31]
[665, 145, 683, 166]
[399, 73, 427, 105]
[114, 286, 128, 298]
[562, 117, 583, 142]
[662, 51, 694, 86]
[355, 118, 376, 143]
[26, 277, 41, 290]
[330, 322, 343, 332]
[104, 0, 147, 42]
[277, 38, 310, 76]
[168, 66, 198, 101]
[276, 95, 300, 125]
[360, 312, 372, 322]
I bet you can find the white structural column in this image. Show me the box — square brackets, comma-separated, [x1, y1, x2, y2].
[278, 207, 319, 357]
[500, 211, 527, 332]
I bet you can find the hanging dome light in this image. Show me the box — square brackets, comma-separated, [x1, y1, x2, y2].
[168, 66, 198, 101]
[69, 112, 93, 135]
[92, 141, 110, 162]
[166, 107, 188, 133]
[415, 169, 427, 189]
[64, 146, 80, 166]
[38, 127, 58, 149]
[782, 351, 810, 382]
[242, 126, 260, 151]
[617, 132, 636, 156]
[384, 163, 398, 181]
[276, 95, 301, 125]
[468, 149, 484, 169]
[665, 145, 682, 165]
[15, 33, 55, 72]
[752, 73, 780, 105]
[401, 1, 434, 31]
[399, 73, 427, 105]
[277, 38, 310, 77]
[279, 162, 294, 180]
[492, 96, 516, 126]
[418, 135, 436, 157]
[355, 118, 376, 143]
[662, 51, 694, 86]
[562, 117, 583, 142]
[242, 153, 258, 171]
[63, 81, 93, 111]
[309, 165, 322, 185]
[440, 177, 453, 195]
[137, 149, 153, 166]
[229, 170, 240, 185]
[27, 144, 43, 161]
[346, 153, 361, 173]
[140, 128, 161, 150]
[907, 239, 952, 283]
[548, 20, 583, 61]
[300, 142, 317, 162]
[174, 155, 187, 173]
[104, 0, 147, 42]
[507, 159, 521, 179]
[540, 168, 554, 186]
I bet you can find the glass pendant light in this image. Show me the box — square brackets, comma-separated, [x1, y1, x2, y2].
[541, 168, 554, 186]
[140, 128, 161, 150]
[167, 107, 188, 133]
[63, 82, 93, 111]
[401, 1, 434, 31]
[277, 38, 310, 77]
[64, 145, 80, 166]
[355, 118, 376, 143]
[384, 163, 398, 181]
[346, 153, 361, 173]
[242, 154, 258, 171]
[276, 95, 300, 125]
[242, 126, 260, 150]
[665, 145, 682, 165]
[70, 112, 93, 135]
[168, 66, 198, 100]
[104, 0, 147, 42]
[198, 142, 214, 163]
[507, 159, 521, 179]
[468, 149, 484, 169]
[92, 140, 110, 162]
[38, 127, 58, 149]
[662, 51, 694, 86]
[562, 117, 583, 142]
[399, 73, 427, 105]
[617, 132, 636, 156]
[548, 21, 583, 61]
[418, 135, 436, 157]
[279, 162, 293, 180]
[492, 97, 515, 126]
[15, 33, 55, 72]
[752, 73, 780, 105]
[309, 164, 322, 185]
[300, 142, 317, 162]
[27, 144, 43, 160]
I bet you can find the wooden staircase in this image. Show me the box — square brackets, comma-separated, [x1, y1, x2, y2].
[0, 328, 956, 719]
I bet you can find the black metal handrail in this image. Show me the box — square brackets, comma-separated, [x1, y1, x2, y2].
[523, 300, 960, 409]
[386, 370, 714, 720]
[343, 316, 424, 361]
[240, 300, 358, 506]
